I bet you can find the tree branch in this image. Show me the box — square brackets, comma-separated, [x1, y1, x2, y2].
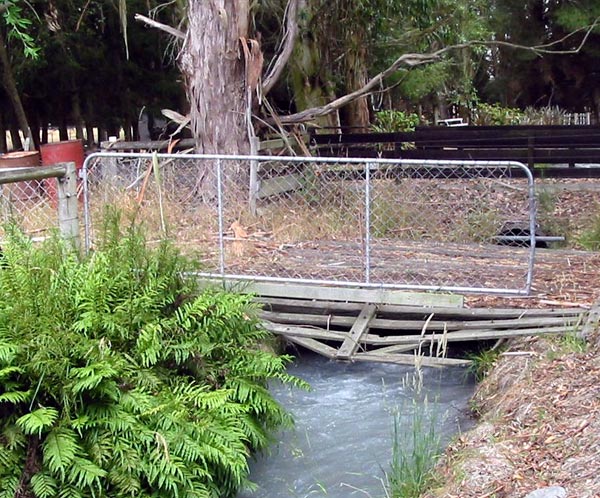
[262, 0, 301, 96]
[134, 13, 185, 40]
[276, 19, 600, 125]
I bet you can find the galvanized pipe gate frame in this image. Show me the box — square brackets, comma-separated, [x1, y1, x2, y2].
[82, 153, 537, 295]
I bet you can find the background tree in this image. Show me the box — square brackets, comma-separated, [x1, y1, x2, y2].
[481, 0, 600, 118]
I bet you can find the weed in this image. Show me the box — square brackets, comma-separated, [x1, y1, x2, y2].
[546, 332, 588, 359]
[467, 347, 503, 381]
[386, 399, 444, 498]
[578, 212, 600, 251]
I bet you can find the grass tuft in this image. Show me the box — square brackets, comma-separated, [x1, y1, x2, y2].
[386, 399, 444, 498]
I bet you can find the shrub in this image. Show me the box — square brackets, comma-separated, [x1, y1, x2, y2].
[472, 103, 524, 125]
[372, 110, 420, 133]
[0, 214, 303, 497]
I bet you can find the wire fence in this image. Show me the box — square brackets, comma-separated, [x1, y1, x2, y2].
[0, 163, 80, 246]
[0, 170, 64, 241]
[82, 153, 536, 294]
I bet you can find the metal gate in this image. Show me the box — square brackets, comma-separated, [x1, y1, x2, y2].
[82, 153, 536, 295]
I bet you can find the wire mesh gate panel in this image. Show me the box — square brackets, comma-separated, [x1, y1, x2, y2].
[83, 153, 536, 295]
[0, 171, 69, 241]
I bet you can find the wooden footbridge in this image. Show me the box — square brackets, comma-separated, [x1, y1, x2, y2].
[211, 281, 598, 368]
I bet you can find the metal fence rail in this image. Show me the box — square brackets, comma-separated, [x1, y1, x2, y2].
[83, 153, 536, 295]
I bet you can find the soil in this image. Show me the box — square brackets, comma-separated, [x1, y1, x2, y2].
[423, 322, 600, 498]
[416, 182, 600, 498]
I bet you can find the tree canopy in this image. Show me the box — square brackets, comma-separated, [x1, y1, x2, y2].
[1, 0, 598, 153]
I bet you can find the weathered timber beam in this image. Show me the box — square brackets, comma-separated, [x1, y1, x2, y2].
[336, 304, 377, 360]
[259, 310, 575, 331]
[256, 297, 583, 319]
[284, 336, 338, 359]
[352, 352, 472, 368]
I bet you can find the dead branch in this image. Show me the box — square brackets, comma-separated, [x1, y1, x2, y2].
[134, 13, 185, 40]
[262, 0, 301, 96]
[276, 19, 600, 125]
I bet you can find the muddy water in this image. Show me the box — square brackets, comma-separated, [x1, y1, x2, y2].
[240, 352, 475, 498]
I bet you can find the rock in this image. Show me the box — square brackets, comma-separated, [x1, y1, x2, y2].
[524, 486, 567, 498]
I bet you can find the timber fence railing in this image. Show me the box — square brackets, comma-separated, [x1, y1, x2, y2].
[82, 153, 537, 295]
[0, 162, 80, 247]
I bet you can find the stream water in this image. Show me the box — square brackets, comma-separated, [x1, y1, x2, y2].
[239, 352, 475, 498]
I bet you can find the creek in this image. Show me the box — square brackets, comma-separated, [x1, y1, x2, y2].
[239, 352, 475, 498]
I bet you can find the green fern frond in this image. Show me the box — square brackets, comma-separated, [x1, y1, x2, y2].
[0, 389, 32, 404]
[30, 472, 58, 498]
[56, 484, 83, 498]
[0, 474, 19, 498]
[67, 456, 107, 488]
[42, 427, 79, 476]
[16, 408, 59, 436]
[0, 341, 19, 364]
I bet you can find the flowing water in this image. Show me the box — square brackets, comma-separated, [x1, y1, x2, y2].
[239, 352, 475, 498]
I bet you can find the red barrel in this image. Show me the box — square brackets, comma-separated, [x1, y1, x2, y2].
[40, 140, 84, 204]
[0, 150, 42, 200]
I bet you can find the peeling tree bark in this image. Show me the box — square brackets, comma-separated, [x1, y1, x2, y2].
[179, 0, 251, 155]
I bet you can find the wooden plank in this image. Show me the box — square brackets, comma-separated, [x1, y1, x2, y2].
[263, 321, 347, 341]
[284, 336, 338, 359]
[336, 303, 377, 360]
[259, 134, 308, 151]
[352, 352, 472, 368]
[214, 281, 464, 308]
[362, 325, 575, 346]
[363, 344, 418, 355]
[100, 138, 196, 151]
[256, 297, 583, 319]
[0, 164, 68, 184]
[259, 310, 574, 331]
[256, 174, 303, 199]
[264, 322, 576, 346]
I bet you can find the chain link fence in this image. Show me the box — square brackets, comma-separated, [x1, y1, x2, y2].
[83, 153, 536, 294]
[0, 169, 66, 242]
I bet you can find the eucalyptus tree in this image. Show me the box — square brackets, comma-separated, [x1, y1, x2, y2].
[138, 0, 497, 154]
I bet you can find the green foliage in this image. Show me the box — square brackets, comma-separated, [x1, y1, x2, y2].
[372, 110, 420, 132]
[467, 347, 502, 381]
[386, 399, 443, 498]
[472, 103, 524, 125]
[579, 212, 600, 251]
[0, 214, 304, 497]
[521, 106, 569, 125]
[2, 0, 40, 58]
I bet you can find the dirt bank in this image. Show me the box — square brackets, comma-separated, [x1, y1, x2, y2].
[424, 319, 600, 498]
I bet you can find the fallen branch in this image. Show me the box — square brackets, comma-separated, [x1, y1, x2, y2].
[262, 0, 301, 96]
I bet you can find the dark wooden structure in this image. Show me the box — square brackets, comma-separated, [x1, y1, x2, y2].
[310, 125, 600, 178]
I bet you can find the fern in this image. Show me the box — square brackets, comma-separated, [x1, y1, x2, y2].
[43, 427, 80, 476]
[0, 214, 301, 497]
[16, 408, 59, 436]
[30, 472, 58, 498]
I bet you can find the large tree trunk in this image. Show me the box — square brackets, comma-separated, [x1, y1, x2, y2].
[344, 46, 370, 131]
[179, 0, 251, 155]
